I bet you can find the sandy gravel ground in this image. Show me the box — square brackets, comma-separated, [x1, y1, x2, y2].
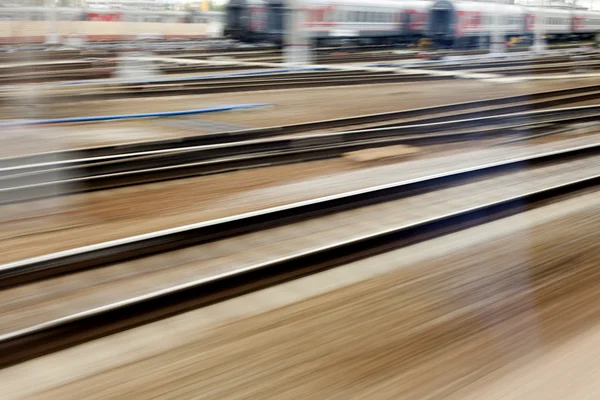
[0, 189, 598, 400]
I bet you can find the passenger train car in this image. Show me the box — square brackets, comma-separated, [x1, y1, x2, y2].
[224, 0, 600, 47]
[429, 0, 600, 47]
[225, 0, 432, 45]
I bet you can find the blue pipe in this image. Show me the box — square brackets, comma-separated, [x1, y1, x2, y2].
[0, 103, 271, 128]
[56, 67, 329, 86]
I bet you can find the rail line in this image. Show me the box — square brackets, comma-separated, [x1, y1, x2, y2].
[4, 83, 570, 164]
[0, 48, 593, 85]
[1, 87, 598, 162]
[2, 82, 596, 168]
[0, 141, 598, 367]
[0, 102, 598, 203]
[34, 66, 600, 101]
[35, 72, 450, 101]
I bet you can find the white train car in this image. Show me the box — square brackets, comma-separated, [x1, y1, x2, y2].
[296, 0, 433, 45]
[572, 9, 600, 39]
[429, 0, 600, 47]
[225, 0, 600, 48]
[429, 1, 532, 47]
[225, 0, 433, 45]
[534, 6, 573, 39]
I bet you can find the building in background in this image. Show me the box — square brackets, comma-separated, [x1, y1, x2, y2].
[1, 0, 216, 11]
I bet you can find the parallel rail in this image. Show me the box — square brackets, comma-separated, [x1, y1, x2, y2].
[37, 73, 452, 101]
[1, 105, 598, 204]
[0, 143, 598, 368]
[2, 84, 599, 168]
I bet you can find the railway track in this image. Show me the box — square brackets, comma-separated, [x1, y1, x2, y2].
[35, 65, 600, 101]
[1, 85, 598, 203]
[7, 83, 591, 144]
[415, 54, 600, 70]
[31, 71, 450, 101]
[2, 59, 596, 87]
[0, 140, 598, 368]
[1, 47, 594, 86]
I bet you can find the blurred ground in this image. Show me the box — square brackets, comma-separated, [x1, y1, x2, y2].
[1, 190, 598, 400]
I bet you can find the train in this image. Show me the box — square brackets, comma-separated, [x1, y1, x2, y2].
[223, 0, 600, 48]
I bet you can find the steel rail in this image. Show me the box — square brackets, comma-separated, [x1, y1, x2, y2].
[45, 74, 452, 100]
[0, 106, 597, 204]
[0, 141, 597, 288]
[0, 149, 597, 368]
[2, 84, 598, 170]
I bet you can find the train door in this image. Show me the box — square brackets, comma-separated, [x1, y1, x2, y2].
[227, 5, 242, 28]
[401, 11, 412, 38]
[225, 0, 250, 37]
[523, 13, 535, 44]
[267, 1, 285, 33]
[429, 0, 455, 47]
[430, 1, 454, 33]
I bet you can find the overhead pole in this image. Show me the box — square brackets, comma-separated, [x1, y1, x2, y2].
[45, 0, 60, 45]
[490, 0, 506, 54]
[284, 0, 312, 65]
[532, 0, 547, 52]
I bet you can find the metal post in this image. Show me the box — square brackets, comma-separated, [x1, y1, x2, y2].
[490, 1, 505, 54]
[532, 3, 547, 53]
[284, 0, 312, 65]
[45, 0, 59, 45]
